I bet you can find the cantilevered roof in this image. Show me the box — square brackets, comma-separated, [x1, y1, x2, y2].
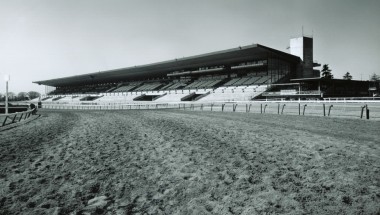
[33, 44, 301, 87]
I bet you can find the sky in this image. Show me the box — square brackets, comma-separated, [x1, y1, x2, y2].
[0, 0, 379, 94]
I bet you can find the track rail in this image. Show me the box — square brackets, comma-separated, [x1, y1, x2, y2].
[0, 108, 37, 127]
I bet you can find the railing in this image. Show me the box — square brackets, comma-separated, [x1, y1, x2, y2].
[41, 100, 380, 120]
[1, 108, 37, 127]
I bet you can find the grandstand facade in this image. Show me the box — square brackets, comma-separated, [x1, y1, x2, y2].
[34, 36, 328, 103]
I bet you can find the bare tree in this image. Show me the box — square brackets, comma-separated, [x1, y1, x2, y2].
[27, 91, 41, 100]
[18, 92, 28, 101]
[7, 92, 16, 101]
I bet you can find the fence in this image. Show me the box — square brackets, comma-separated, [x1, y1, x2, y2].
[42, 100, 380, 120]
[181, 101, 379, 120]
[0, 108, 37, 127]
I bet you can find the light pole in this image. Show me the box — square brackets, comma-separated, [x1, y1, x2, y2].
[4, 75, 10, 114]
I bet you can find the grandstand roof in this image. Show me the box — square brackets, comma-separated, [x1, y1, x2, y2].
[34, 44, 301, 87]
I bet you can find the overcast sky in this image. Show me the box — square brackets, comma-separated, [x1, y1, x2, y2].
[1, 0, 379, 94]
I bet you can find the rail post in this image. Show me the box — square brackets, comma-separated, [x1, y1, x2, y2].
[360, 105, 366, 119]
[264, 104, 268, 113]
[246, 104, 248, 113]
[222, 104, 225, 112]
[2, 116, 8, 126]
[12, 114, 17, 123]
[366, 105, 370, 119]
[281, 104, 286, 114]
[201, 104, 203, 111]
[211, 104, 214, 111]
[19, 113, 24, 121]
[303, 104, 307, 116]
[298, 103, 301, 115]
[328, 105, 333, 116]
[261, 104, 262, 114]
[233, 104, 237, 112]
[323, 104, 326, 116]
[248, 104, 252, 112]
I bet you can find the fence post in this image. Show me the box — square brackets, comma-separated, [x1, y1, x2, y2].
[222, 104, 225, 112]
[323, 104, 326, 116]
[12, 114, 17, 123]
[298, 103, 301, 115]
[366, 105, 370, 119]
[211, 104, 214, 111]
[233, 104, 237, 112]
[281, 104, 286, 114]
[201, 104, 203, 111]
[19, 113, 24, 122]
[278, 103, 280, 114]
[261, 104, 263, 114]
[360, 105, 366, 119]
[303, 104, 307, 115]
[2, 116, 8, 126]
[328, 105, 333, 116]
[248, 104, 252, 113]
[264, 104, 267, 113]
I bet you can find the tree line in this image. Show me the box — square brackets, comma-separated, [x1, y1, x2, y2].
[0, 91, 41, 102]
[321, 64, 379, 81]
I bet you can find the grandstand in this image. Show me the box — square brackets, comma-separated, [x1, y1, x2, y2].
[34, 36, 330, 104]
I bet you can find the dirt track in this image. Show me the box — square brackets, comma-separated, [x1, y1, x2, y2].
[0, 109, 379, 214]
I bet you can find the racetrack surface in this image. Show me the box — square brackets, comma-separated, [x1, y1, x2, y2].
[0, 109, 379, 214]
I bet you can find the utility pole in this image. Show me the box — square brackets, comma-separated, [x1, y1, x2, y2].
[4, 75, 10, 114]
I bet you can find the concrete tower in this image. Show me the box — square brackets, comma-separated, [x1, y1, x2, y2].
[290, 36, 315, 78]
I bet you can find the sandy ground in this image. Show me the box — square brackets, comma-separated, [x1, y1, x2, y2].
[0, 109, 379, 215]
